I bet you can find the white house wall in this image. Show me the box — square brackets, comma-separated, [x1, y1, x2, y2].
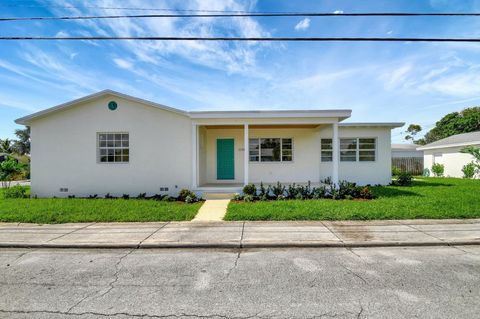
[203, 126, 392, 185]
[30, 95, 192, 197]
[320, 126, 392, 185]
[423, 145, 479, 178]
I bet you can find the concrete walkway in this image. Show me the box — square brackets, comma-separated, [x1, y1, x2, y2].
[0, 219, 479, 248]
[192, 199, 230, 222]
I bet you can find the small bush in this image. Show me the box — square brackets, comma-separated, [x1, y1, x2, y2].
[243, 194, 255, 202]
[396, 172, 413, 186]
[184, 195, 197, 203]
[431, 163, 445, 177]
[232, 193, 243, 201]
[312, 186, 327, 199]
[242, 184, 257, 196]
[258, 182, 270, 198]
[462, 162, 476, 179]
[359, 186, 374, 200]
[271, 182, 285, 197]
[177, 189, 196, 202]
[162, 195, 174, 202]
[391, 166, 402, 176]
[3, 185, 27, 198]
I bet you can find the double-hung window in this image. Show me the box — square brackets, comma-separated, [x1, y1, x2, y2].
[98, 133, 129, 163]
[320, 137, 376, 162]
[249, 138, 293, 162]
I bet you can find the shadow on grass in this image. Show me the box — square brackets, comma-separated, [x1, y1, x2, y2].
[411, 180, 454, 187]
[372, 187, 421, 198]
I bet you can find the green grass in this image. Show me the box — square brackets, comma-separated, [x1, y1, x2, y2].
[0, 188, 202, 223]
[225, 177, 480, 221]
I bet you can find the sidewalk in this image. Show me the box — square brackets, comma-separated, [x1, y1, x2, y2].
[0, 219, 479, 249]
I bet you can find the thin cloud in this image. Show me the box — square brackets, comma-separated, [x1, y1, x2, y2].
[294, 18, 311, 31]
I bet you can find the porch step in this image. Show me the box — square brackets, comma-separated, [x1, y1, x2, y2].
[204, 193, 236, 200]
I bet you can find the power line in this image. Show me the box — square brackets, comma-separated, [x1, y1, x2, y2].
[2, 12, 480, 21]
[1, 36, 480, 42]
[0, 4, 254, 13]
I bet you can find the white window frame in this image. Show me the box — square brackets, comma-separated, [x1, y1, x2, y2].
[320, 138, 333, 162]
[321, 137, 377, 162]
[97, 132, 130, 164]
[249, 137, 293, 163]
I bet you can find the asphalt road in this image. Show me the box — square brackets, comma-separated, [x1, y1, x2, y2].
[1, 246, 479, 318]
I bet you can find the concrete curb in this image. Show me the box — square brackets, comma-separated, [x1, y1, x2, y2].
[0, 240, 478, 249]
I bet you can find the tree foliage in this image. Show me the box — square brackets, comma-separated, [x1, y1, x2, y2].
[422, 107, 480, 144]
[0, 157, 24, 188]
[404, 124, 425, 145]
[460, 146, 480, 178]
[0, 138, 14, 154]
[12, 127, 30, 155]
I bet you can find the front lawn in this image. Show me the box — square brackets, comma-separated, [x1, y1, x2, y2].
[225, 177, 480, 220]
[0, 188, 202, 223]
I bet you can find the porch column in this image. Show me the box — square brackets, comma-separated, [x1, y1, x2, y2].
[244, 124, 249, 186]
[191, 123, 198, 189]
[332, 122, 339, 186]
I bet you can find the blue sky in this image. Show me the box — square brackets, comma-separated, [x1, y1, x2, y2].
[2, 0, 480, 142]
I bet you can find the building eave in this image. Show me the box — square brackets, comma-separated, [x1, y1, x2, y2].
[188, 109, 352, 120]
[339, 122, 405, 128]
[416, 141, 480, 151]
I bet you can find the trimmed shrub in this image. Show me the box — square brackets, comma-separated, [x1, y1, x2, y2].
[396, 172, 413, 186]
[359, 186, 374, 200]
[243, 194, 255, 202]
[431, 163, 445, 177]
[391, 166, 402, 177]
[271, 182, 286, 198]
[3, 185, 27, 198]
[178, 189, 196, 202]
[258, 182, 270, 198]
[242, 184, 257, 196]
[232, 193, 243, 201]
[462, 162, 476, 179]
[185, 195, 197, 203]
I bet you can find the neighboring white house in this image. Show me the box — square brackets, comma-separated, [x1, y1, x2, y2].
[15, 90, 404, 197]
[417, 131, 480, 178]
[391, 144, 423, 158]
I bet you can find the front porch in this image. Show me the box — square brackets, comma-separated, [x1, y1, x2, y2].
[191, 121, 342, 193]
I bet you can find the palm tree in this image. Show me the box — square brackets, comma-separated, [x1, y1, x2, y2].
[0, 139, 14, 155]
[12, 127, 30, 155]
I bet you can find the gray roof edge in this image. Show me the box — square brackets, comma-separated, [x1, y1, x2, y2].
[339, 122, 405, 128]
[416, 131, 480, 150]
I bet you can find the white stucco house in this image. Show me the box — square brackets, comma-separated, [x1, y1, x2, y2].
[15, 90, 404, 197]
[391, 144, 423, 158]
[417, 131, 480, 178]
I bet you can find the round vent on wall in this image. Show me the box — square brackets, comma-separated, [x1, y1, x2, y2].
[108, 101, 118, 111]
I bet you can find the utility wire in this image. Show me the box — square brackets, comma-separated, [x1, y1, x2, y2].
[2, 12, 480, 21]
[1, 36, 480, 42]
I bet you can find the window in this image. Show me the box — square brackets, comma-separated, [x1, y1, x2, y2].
[359, 138, 376, 161]
[98, 133, 129, 163]
[320, 139, 332, 162]
[340, 138, 357, 162]
[249, 138, 293, 162]
[321, 137, 376, 162]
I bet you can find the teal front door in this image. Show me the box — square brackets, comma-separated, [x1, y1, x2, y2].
[217, 138, 235, 180]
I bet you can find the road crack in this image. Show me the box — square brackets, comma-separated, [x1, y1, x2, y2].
[0, 309, 263, 318]
[339, 264, 367, 285]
